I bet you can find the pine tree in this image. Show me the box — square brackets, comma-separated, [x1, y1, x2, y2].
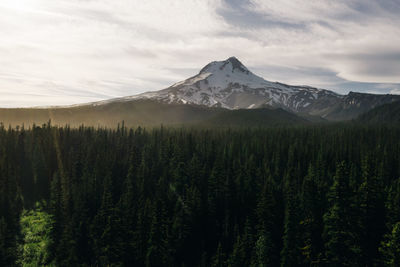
[211, 242, 226, 267]
[0, 122, 397, 266]
[255, 178, 279, 266]
[280, 177, 302, 267]
[358, 156, 386, 265]
[48, 172, 62, 262]
[323, 162, 361, 266]
[301, 164, 325, 265]
[380, 222, 400, 266]
[146, 201, 171, 267]
[133, 199, 152, 265]
[118, 164, 137, 265]
[0, 217, 10, 266]
[91, 172, 124, 266]
[227, 235, 246, 267]
[386, 178, 400, 228]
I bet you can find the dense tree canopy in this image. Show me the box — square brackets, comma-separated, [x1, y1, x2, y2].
[0, 123, 399, 266]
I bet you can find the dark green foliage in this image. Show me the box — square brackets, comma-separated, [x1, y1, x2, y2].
[281, 179, 302, 267]
[380, 222, 400, 266]
[203, 108, 308, 127]
[358, 100, 400, 123]
[323, 162, 361, 266]
[254, 178, 280, 266]
[300, 165, 325, 265]
[17, 203, 54, 266]
[0, 123, 399, 265]
[358, 156, 386, 265]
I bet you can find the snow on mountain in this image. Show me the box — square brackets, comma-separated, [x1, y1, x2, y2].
[63, 56, 400, 121]
[121, 56, 341, 112]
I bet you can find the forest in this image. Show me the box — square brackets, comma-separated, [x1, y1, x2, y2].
[0, 122, 400, 266]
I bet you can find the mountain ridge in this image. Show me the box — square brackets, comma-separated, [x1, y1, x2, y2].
[2, 56, 400, 124]
[92, 56, 399, 120]
[124, 56, 341, 112]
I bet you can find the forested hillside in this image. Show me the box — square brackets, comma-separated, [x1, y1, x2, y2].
[0, 100, 306, 128]
[358, 101, 400, 124]
[1, 124, 400, 266]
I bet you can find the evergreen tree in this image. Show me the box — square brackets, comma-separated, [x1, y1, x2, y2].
[211, 242, 226, 267]
[280, 177, 302, 267]
[0, 123, 397, 265]
[323, 162, 361, 266]
[0, 217, 11, 266]
[254, 178, 279, 266]
[301, 164, 325, 265]
[358, 156, 386, 265]
[227, 235, 246, 267]
[146, 201, 171, 267]
[380, 222, 400, 266]
[91, 172, 124, 266]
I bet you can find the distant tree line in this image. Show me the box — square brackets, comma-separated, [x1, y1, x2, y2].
[0, 123, 400, 266]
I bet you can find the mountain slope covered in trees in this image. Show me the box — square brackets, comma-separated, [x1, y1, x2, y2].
[0, 99, 306, 128]
[0, 124, 400, 265]
[358, 101, 400, 123]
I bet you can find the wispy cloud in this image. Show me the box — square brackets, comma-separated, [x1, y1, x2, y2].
[0, 0, 399, 107]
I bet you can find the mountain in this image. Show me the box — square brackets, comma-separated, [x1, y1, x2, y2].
[0, 99, 307, 128]
[0, 56, 399, 126]
[102, 57, 400, 120]
[116, 57, 339, 112]
[314, 92, 400, 121]
[357, 100, 400, 123]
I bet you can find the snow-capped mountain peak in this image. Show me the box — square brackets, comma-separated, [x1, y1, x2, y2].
[168, 57, 274, 93]
[80, 57, 400, 121]
[199, 56, 250, 75]
[125, 57, 341, 111]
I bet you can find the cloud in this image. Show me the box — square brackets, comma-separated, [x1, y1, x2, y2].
[326, 51, 400, 83]
[216, 0, 400, 88]
[390, 89, 400, 95]
[376, 84, 400, 95]
[0, 0, 399, 107]
[0, 0, 228, 106]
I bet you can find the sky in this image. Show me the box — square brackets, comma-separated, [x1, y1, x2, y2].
[0, 0, 399, 107]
